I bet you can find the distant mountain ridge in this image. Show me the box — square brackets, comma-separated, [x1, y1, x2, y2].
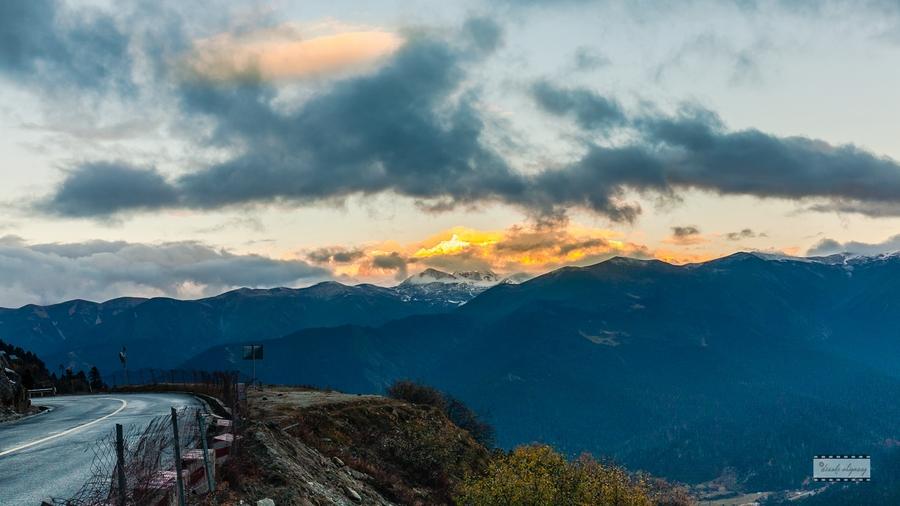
[0, 268, 511, 373]
[184, 251, 900, 491]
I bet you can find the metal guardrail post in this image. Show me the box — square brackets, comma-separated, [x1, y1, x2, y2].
[197, 411, 216, 495]
[115, 423, 127, 506]
[170, 408, 186, 506]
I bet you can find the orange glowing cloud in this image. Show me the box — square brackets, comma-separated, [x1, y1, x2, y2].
[185, 23, 404, 81]
[304, 223, 659, 284]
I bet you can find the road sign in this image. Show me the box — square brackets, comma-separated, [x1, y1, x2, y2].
[242, 345, 264, 387]
[242, 345, 263, 360]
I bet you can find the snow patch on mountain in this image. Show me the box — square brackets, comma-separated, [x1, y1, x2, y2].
[400, 269, 500, 287]
[395, 268, 519, 306]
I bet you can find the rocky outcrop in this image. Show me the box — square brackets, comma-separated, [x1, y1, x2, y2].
[220, 388, 490, 505]
[0, 351, 30, 420]
[237, 422, 398, 505]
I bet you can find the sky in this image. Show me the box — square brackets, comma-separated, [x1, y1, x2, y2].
[2, 0, 900, 306]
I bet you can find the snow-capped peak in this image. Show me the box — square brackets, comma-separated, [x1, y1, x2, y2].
[452, 270, 500, 285]
[400, 268, 501, 286]
[400, 268, 461, 285]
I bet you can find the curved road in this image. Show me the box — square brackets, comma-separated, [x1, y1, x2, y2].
[0, 393, 203, 505]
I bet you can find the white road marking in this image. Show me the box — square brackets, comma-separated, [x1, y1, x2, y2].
[0, 398, 128, 457]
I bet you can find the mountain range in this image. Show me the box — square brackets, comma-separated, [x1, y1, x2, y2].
[8, 253, 900, 491]
[182, 252, 900, 490]
[0, 269, 508, 373]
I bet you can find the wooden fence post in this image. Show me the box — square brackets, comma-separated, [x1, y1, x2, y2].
[170, 408, 186, 506]
[115, 423, 127, 506]
[197, 411, 216, 494]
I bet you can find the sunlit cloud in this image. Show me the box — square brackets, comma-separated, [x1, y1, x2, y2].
[304, 222, 662, 283]
[183, 22, 404, 81]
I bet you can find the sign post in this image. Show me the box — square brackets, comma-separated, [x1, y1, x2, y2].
[119, 346, 128, 385]
[242, 345, 263, 388]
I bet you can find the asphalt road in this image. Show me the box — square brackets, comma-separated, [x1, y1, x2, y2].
[0, 393, 203, 505]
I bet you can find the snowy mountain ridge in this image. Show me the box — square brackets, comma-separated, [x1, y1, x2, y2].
[400, 268, 501, 287]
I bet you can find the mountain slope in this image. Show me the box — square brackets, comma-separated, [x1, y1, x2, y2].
[184, 252, 900, 490]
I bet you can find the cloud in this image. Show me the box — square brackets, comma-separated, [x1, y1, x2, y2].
[665, 225, 707, 245]
[806, 200, 900, 217]
[29, 10, 900, 226]
[573, 46, 610, 71]
[531, 79, 625, 130]
[807, 235, 900, 256]
[652, 31, 768, 87]
[40, 17, 533, 219]
[672, 225, 700, 238]
[530, 84, 900, 220]
[725, 228, 760, 241]
[307, 246, 366, 264]
[370, 252, 409, 280]
[462, 16, 504, 53]
[0, 0, 132, 94]
[38, 162, 180, 218]
[0, 236, 329, 307]
[330, 222, 656, 281]
[183, 24, 404, 82]
[172, 27, 517, 211]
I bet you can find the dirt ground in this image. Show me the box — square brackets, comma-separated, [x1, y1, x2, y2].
[213, 386, 487, 505]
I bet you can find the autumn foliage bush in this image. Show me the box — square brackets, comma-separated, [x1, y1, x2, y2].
[455, 445, 692, 506]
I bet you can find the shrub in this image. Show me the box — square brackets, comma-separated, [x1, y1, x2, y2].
[387, 380, 496, 448]
[445, 395, 496, 448]
[387, 380, 446, 410]
[455, 445, 673, 506]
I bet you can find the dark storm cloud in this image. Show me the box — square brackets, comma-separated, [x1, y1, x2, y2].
[372, 252, 409, 280]
[672, 226, 700, 238]
[42, 17, 534, 218]
[0, 0, 133, 93]
[31, 11, 900, 224]
[372, 252, 407, 270]
[0, 237, 329, 307]
[39, 162, 179, 218]
[807, 235, 900, 256]
[638, 109, 900, 205]
[530, 84, 900, 219]
[307, 247, 366, 264]
[172, 18, 526, 212]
